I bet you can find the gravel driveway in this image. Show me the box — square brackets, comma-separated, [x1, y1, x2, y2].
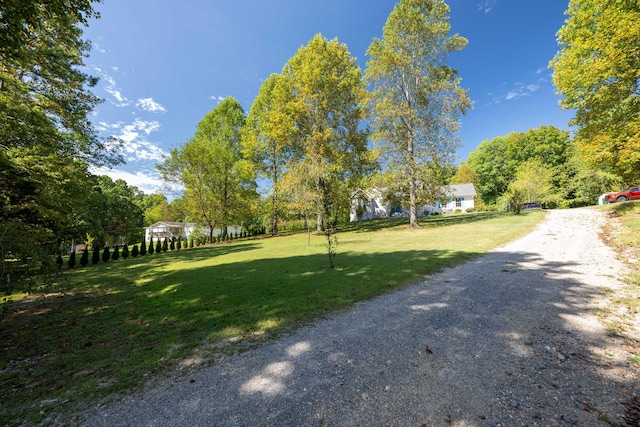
[81, 208, 637, 426]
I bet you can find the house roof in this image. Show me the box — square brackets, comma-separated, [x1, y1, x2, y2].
[146, 221, 196, 229]
[448, 183, 477, 197]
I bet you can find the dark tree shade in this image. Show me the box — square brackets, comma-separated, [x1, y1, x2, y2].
[122, 244, 129, 259]
[80, 248, 89, 266]
[111, 245, 120, 261]
[67, 251, 76, 268]
[56, 253, 63, 269]
[102, 247, 110, 262]
[92, 246, 100, 264]
[131, 244, 139, 257]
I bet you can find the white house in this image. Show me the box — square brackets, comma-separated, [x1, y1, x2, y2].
[441, 183, 477, 214]
[350, 183, 477, 221]
[145, 222, 196, 243]
[144, 222, 245, 242]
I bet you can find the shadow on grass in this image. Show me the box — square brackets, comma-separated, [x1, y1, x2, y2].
[0, 243, 480, 426]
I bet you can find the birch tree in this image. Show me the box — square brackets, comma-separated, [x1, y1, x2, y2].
[366, 0, 471, 227]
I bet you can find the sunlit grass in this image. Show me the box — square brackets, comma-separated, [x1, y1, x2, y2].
[0, 210, 545, 425]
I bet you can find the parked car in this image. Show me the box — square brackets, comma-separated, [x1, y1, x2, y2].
[522, 203, 541, 209]
[604, 186, 640, 203]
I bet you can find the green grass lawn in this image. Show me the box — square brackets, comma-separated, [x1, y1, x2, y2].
[0, 210, 544, 425]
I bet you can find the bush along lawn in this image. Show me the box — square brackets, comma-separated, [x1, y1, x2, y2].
[0, 210, 545, 425]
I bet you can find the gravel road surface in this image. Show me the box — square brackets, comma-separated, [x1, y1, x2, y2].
[80, 208, 637, 426]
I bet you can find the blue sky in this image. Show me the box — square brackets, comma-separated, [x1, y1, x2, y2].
[83, 0, 574, 194]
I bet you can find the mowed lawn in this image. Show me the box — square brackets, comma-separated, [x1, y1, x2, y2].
[0, 210, 545, 425]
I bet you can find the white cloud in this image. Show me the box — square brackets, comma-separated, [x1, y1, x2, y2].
[478, 0, 497, 13]
[209, 95, 227, 103]
[98, 118, 167, 162]
[93, 67, 131, 107]
[504, 83, 541, 101]
[91, 166, 165, 194]
[136, 97, 167, 113]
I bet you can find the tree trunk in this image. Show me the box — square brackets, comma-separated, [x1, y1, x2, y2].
[407, 131, 420, 228]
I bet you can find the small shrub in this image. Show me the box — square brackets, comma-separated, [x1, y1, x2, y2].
[67, 251, 76, 268]
[162, 238, 168, 252]
[56, 253, 63, 269]
[122, 244, 129, 259]
[454, 209, 462, 214]
[155, 239, 161, 254]
[131, 244, 139, 257]
[92, 247, 100, 264]
[102, 247, 110, 263]
[80, 248, 89, 266]
[111, 245, 120, 261]
[170, 238, 175, 251]
[140, 240, 147, 256]
[177, 237, 182, 250]
[189, 238, 194, 248]
[466, 208, 476, 213]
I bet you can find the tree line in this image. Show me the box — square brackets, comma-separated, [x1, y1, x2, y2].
[1, 0, 638, 285]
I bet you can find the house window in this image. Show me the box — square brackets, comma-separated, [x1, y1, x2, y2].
[455, 198, 462, 208]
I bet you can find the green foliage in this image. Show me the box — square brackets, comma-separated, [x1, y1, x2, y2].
[140, 240, 147, 256]
[155, 240, 161, 254]
[551, 0, 640, 182]
[80, 248, 89, 266]
[466, 126, 573, 206]
[243, 73, 297, 235]
[277, 34, 375, 266]
[159, 98, 258, 244]
[56, 254, 63, 269]
[131, 244, 139, 258]
[121, 244, 129, 259]
[176, 237, 182, 250]
[170, 238, 175, 251]
[162, 238, 168, 253]
[366, 0, 470, 227]
[101, 247, 110, 263]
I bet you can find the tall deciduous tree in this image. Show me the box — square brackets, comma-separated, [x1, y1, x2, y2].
[366, 0, 471, 228]
[550, 0, 640, 182]
[0, 0, 121, 166]
[280, 34, 375, 268]
[243, 73, 297, 236]
[159, 97, 258, 243]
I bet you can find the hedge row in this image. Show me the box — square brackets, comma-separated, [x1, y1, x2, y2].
[57, 228, 267, 269]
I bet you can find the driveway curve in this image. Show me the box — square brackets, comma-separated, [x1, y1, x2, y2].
[81, 209, 635, 426]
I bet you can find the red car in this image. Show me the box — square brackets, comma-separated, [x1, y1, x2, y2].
[604, 186, 640, 203]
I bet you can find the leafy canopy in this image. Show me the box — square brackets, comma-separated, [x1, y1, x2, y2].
[365, 0, 470, 227]
[550, 0, 640, 182]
